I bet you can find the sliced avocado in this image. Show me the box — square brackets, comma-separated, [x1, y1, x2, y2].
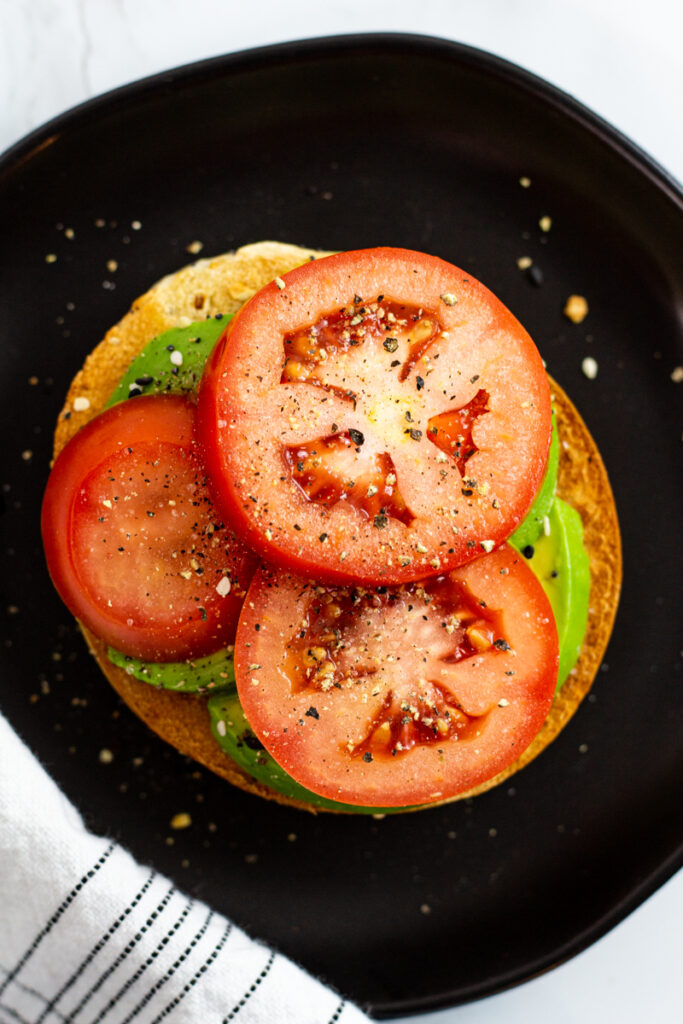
[106, 316, 230, 407]
[509, 407, 559, 550]
[107, 645, 236, 694]
[512, 497, 590, 688]
[207, 691, 418, 815]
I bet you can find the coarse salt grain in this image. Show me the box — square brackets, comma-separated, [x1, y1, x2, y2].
[582, 356, 599, 379]
[73, 396, 90, 412]
[170, 350, 183, 366]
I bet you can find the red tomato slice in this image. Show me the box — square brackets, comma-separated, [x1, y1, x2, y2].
[235, 544, 559, 807]
[42, 395, 258, 661]
[198, 248, 551, 585]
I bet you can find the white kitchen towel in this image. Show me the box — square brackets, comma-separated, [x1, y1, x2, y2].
[0, 713, 370, 1024]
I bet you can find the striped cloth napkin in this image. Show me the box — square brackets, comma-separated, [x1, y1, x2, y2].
[0, 713, 370, 1024]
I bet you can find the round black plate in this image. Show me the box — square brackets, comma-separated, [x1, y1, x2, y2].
[1, 34, 681, 1018]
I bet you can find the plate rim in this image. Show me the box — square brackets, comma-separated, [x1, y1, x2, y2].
[1, 31, 681, 208]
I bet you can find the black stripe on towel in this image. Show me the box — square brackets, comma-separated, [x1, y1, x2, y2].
[222, 950, 276, 1021]
[147, 922, 233, 1024]
[327, 998, 348, 1023]
[116, 909, 215, 1024]
[0, 844, 115, 999]
[66, 883, 177, 1022]
[88, 896, 194, 1024]
[0, 1000, 31, 1024]
[33, 870, 157, 1024]
[0, 968, 70, 1023]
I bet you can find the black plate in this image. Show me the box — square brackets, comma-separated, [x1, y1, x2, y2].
[1, 34, 681, 1018]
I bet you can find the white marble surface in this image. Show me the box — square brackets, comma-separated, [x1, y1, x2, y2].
[1, 2, 681, 1022]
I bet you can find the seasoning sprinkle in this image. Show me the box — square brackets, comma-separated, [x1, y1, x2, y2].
[582, 356, 598, 379]
[170, 812, 192, 829]
[564, 294, 589, 324]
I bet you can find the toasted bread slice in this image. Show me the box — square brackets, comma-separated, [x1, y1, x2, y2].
[52, 242, 622, 812]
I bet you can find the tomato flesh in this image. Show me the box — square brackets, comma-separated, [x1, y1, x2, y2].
[235, 545, 559, 807]
[198, 248, 552, 585]
[42, 395, 258, 661]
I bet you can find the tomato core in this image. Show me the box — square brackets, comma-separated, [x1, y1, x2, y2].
[284, 576, 508, 760]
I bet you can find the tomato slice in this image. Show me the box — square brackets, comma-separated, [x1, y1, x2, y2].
[42, 395, 258, 661]
[235, 545, 559, 807]
[198, 248, 551, 585]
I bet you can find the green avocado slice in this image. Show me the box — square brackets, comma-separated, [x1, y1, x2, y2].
[207, 691, 418, 814]
[107, 646, 236, 695]
[106, 316, 230, 407]
[509, 406, 559, 550]
[511, 497, 590, 688]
